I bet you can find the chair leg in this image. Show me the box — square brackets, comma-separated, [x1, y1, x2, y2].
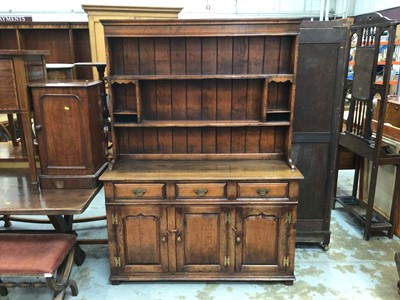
[0, 279, 8, 296]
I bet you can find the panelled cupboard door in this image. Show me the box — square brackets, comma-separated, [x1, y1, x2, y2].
[175, 206, 230, 273]
[114, 206, 169, 273]
[34, 93, 87, 172]
[234, 206, 290, 274]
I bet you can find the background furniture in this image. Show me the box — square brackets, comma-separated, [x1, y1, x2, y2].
[0, 168, 101, 265]
[0, 50, 48, 184]
[334, 13, 400, 240]
[0, 22, 92, 80]
[292, 20, 350, 248]
[0, 233, 78, 300]
[30, 80, 108, 189]
[82, 4, 182, 79]
[100, 18, 303, 284]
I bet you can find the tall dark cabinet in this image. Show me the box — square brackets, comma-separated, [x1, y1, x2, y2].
[292, 21, 350, 248]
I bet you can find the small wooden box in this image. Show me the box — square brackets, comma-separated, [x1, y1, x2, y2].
[30, 80, 107, 189]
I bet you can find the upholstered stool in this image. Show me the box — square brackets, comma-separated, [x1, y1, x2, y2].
[0, 233, 78, 300]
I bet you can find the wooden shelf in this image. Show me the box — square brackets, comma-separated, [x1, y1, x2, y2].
[113, 109, 137, 115]
[0, 142, 28, 162]
[335, 196, 392, 231]
[109, 74, 294, 82]
[113, 120, 291, 128]
[268, 109, 291, 113]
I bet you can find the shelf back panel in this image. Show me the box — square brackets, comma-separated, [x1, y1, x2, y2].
[115, 127, 287, 155]
[108, 36, 296, 76]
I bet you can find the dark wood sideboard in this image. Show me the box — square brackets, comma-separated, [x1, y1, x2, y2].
[100, 19, 303, 284]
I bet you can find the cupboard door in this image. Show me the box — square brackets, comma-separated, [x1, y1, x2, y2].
[234, 206, 292, 274]
[175, 206, 229, 273]
[116, 206, 169, 273]
[33, 92, 87, 174]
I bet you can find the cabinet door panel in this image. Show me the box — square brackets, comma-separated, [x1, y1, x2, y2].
[175, 206, 228, 273]
[235, 206, 290, 274]
[118, 206, 168, 273]
[35, 94, 86, 172]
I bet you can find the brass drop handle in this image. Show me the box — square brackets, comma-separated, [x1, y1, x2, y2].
[236, 236, 241, 244]
[133, 188, 146, 197]
[256, 188, 270, 197]
[195, 188, 208, 197]
[176, 236, 182, 243]
[34, 125, 42, 131]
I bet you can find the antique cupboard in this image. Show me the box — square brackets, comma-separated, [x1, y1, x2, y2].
[293, 20, 349, 248]
[30, 81, 108, 189]
[100, 19, 303, 283]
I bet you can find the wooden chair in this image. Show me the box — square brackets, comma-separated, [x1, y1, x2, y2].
[0, 233, 78, 300]
[334, 13, 400, 240]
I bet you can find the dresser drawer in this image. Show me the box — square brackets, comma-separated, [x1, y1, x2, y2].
[114, 183, 166, 200]
[176, 183, 227, 199]
[237, 182, 288, 199]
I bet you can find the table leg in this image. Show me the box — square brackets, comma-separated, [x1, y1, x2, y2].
[48, 215, 86, 266]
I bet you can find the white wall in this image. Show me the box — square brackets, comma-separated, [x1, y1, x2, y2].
[0, 0, 398, 22]
[353, 0, 399, 15]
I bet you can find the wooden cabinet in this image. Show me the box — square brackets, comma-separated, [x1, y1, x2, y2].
[292, 20, 349, 248]
[30, 81, 107, 189]
[103, 161, 300, 283]
[100, 19, 303, 283]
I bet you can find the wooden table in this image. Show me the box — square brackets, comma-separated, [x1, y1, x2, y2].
[0, 168, 101, 266]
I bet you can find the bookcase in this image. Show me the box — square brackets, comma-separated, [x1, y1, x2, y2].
[100, 19, 303, 283]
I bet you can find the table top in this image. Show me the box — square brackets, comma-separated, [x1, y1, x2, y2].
[0, 168, 101, 215]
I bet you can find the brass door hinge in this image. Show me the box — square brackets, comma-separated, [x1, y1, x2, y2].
[224, 256, 230, 267]
[225, 212, 230, 225]
[286, 212, 292, 224]
[115, 256, 121, 267]
[283, 256, 289, 267]
[112, 214, 118, 225]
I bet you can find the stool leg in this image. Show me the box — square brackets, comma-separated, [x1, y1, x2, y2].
[0, 279, 8, 296]
[2, 214, 11, 228]
[47, 247, 78, 299]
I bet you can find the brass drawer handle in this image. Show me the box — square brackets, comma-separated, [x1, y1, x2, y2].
[195, 188, 208, 197]
[256, 188, 270, 197]
[133, 188, 146, 197]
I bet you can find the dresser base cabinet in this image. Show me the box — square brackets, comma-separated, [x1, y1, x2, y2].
[101, 159, 302, 283]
